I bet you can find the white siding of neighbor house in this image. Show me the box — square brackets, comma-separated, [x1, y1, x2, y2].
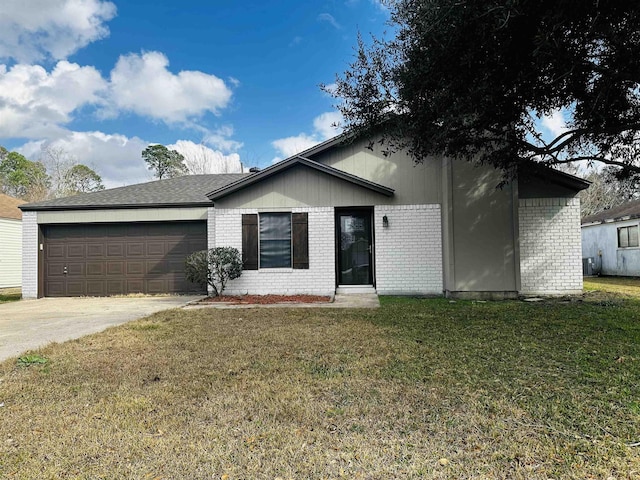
[0, 218, 23, 288]
[519, 197, 583, 294]
[582, 219, 640, 276]
[21, 211, 38, 298]
[214, 207, 336, 296]
[374, 204, 443, 295]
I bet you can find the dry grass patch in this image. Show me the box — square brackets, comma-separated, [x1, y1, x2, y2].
[0, 298, 639, 478]
[0, 287, 21, 303]
[584, 276, 640, 298]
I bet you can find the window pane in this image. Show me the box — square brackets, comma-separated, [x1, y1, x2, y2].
[619, 227, 629, 248]
[630, 226, 639, 247]
[260, 213, 291, 268]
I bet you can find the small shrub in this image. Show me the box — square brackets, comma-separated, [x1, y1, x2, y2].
[185, 247, 243, 296]
[17, 354, 48, 367]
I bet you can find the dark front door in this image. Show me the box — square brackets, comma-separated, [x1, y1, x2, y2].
[337, 209, 373, 285]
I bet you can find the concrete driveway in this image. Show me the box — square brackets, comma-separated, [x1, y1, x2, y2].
[0, 296, 202, 362]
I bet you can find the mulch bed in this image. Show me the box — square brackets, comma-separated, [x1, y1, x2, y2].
[199, 294, 332, 304]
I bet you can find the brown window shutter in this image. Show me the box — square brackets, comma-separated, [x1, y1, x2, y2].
[242, 214, 258, 270]
[292, 212, 309, 269]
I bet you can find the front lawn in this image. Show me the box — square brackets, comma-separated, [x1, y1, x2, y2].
[1, 296, 638, 478]
[584, 276, 640, 297]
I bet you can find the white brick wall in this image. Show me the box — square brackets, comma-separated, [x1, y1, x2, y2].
[519, 197, 583, 294]
[21, 211, 38, 299]
[374, 204, 443, 295]
[207, 206, 215, 250]
[214, 207, 335, 295]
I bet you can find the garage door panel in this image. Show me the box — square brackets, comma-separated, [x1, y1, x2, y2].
[146, 259, 168, 274]
[67, 263, 84, 276]
[66, 281, 85, 296]
[107, 243, 124, 257]
[107, 281, 124, 295]
[67, 244, 85, 257]
[166, 239, 189, 255]
[47, 244, 65, 258]
[107, 262, 124, 275]
[47, 263, 65, 276]
[47, 281, 65, 296]
[87, 244, 105, 257]
[126, 279, 144, 293]
[127, 242, 144, 256]
[126, 261, 144, 275]
[146, 241, 166, 256]
[86, 281, 105, 296]
[44, 221, 206, 297]
[86, 262, 104, 276]
[146, 279, 166, 294]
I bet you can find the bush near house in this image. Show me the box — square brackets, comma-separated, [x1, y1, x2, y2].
[185, 246, 242, 296]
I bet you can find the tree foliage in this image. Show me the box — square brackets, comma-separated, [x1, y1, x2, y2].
[40, 146, 104, 197]
[185, 247, 243, 297]
[579, 167, 639, 217]
[0, 145, 105, 200]
[142, 145, 187, 180]
[0, 150, 50, 201]
[63, 164, 105, 195]
[328, 1, 640, 178]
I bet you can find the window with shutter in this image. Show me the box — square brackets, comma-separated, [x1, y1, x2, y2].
[241, 212, 309, 270]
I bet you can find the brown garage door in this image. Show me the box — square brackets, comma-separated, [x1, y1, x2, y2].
[43, 221, 207, 297]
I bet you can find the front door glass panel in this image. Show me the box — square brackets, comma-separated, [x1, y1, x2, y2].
[338, 212, 372, 285]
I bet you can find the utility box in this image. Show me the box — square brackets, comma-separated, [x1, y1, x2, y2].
[582, 257, 595, 276]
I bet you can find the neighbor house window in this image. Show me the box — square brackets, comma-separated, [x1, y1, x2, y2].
[241, 213, 309, 270]
[618, 225, 639, 248]
[259, 213, 292, 268]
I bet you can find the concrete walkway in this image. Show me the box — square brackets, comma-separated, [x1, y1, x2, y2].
[0, 296, 202, 362]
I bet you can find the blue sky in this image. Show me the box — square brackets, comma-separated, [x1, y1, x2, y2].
[0, 0, 389, 187]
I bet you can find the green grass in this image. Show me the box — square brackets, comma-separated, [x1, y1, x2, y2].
[0, 288, 21, 303]
[0, 296, 639, 478]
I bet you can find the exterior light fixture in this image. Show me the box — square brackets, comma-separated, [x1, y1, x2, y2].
[382, 215, 389, 228]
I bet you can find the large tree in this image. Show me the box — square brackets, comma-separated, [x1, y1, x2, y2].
[62, 164, 105, 195]
[142, 145, 187, 180]
[328, 1, 640, 178]
[0, 150, 50, 201]
[40, 146, 104, 197]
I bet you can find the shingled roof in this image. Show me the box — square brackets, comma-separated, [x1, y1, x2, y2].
[0, 193, 25, 219]
[582, 199, 640, 225]
[20, 174, 249, 211]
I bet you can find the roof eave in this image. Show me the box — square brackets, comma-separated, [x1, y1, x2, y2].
[19, 201, 212, 212]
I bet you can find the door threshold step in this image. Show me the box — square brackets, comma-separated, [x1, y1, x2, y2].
[336, 286, 377, 294]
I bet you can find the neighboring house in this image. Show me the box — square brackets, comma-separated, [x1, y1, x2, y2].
[0, 193, 26, 288]
[582, 199, 640, 276]
[19, 135, 589, 299]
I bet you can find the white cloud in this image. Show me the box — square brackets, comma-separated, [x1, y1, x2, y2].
[272, 134, 319, 161]
[168, 140, 242, 174]
[107, 51, 233, 123]
[203, 125, 243, 153]
[541, 109, 569, 138]
[313, 111, 343, 139]
[0, 0, 117, 62]
[317, 13, 342, 29]
[0, 61, 107, 138]
[271, 111, 344, 163]
[18, 131, 152, 188]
